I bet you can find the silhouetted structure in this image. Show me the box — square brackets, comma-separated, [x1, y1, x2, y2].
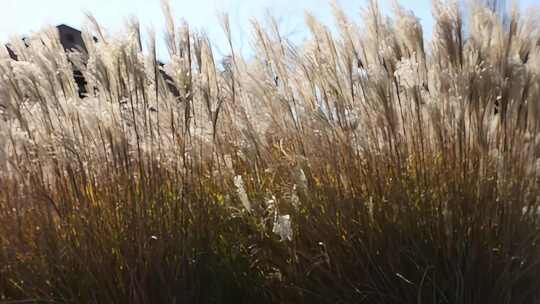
[4, 24, 179, 99]
[57, 24, 90, 97]
[56, 24, 88, 52]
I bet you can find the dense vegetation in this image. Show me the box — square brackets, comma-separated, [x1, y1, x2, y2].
[1, 1, 539, 303]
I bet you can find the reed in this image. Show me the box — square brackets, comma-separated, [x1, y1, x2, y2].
[1, 0, 539, 303]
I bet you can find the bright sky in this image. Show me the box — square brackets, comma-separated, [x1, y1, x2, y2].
[1, 0, 538, 60]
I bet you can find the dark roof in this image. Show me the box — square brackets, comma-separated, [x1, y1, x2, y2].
[56, 24, 82, 33]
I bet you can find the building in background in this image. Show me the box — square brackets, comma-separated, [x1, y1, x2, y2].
[56, 24, 88, 53]
[5, 24, 90, 97]
[4, 24, 179, 99]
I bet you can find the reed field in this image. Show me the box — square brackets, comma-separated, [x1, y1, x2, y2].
[0, 0, 540, 303]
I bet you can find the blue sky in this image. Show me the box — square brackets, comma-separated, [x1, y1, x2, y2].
[1, 0, 538, 59]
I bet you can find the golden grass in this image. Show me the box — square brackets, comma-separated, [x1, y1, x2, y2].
[1, 0, 539, 303]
